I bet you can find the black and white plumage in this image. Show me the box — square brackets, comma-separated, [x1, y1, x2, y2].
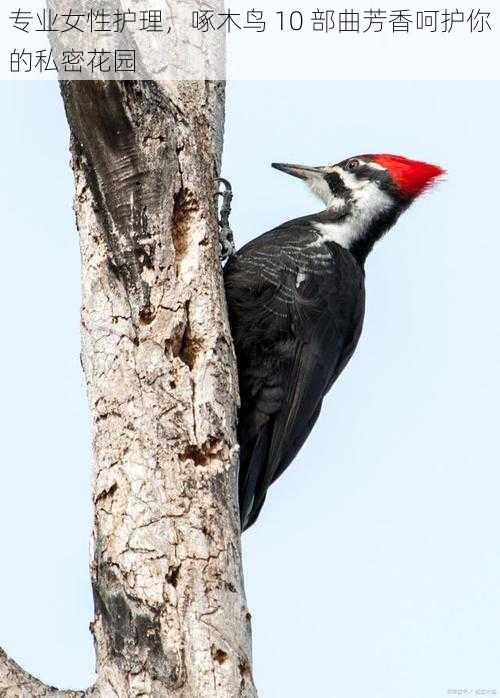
[224, 154, 445, 531]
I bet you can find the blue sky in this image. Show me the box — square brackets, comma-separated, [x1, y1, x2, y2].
[1, 80, 499, 697]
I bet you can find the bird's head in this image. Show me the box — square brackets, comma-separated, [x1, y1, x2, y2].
[272, 154, 446, 261]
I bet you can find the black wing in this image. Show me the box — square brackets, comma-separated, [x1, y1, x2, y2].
[224, 219, 365, 530]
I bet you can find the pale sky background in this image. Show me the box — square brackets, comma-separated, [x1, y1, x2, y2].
[1, 80, 499, 698]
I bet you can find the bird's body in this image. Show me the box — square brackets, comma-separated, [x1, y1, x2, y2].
[225, 217, 365, 529]
[224, 154, 445, 530]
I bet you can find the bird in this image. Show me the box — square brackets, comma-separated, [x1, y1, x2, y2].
[223, 154, 445, 531]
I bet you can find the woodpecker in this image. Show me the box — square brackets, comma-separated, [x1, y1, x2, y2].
[223, 154, 445, 531]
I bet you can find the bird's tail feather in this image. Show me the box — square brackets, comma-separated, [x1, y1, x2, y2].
[238, 426, 272, 531]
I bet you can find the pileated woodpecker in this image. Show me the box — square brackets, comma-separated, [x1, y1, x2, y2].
[224, 154, 445, 531]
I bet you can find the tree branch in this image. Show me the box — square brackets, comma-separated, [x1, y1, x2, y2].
[2, 0, 256, 693]
[0, 648, 93, 696]
[2, 76, 255, 698]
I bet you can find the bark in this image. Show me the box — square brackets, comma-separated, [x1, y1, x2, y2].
[1, 24, 256, 698]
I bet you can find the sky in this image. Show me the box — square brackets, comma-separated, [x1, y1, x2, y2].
[1, 80, 499, 698]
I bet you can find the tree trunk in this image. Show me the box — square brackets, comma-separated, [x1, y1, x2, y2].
[0, 71, 257, 698]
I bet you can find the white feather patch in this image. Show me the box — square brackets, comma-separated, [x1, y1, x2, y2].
[314, 170, 393, 250]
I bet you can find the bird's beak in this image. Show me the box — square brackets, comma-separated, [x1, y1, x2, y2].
[272, 163, 323, 180]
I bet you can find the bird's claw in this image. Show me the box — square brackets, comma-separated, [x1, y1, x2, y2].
[216, 177, 235, 262]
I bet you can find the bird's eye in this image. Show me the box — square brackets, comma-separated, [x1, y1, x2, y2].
[347, 158, 360, 171]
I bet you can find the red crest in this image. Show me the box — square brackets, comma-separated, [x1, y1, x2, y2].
[370, 154, 446, 198]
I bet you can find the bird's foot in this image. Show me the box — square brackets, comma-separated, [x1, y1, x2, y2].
[216, 177, 235, 262]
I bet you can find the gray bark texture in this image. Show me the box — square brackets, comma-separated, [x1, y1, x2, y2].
[0, 76, 256, 698]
